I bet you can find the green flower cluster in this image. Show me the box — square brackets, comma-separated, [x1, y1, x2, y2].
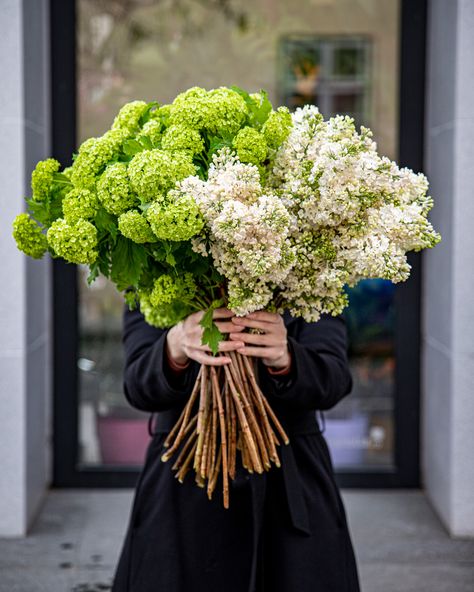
[149, 272, 196, 307]
[70, 129, 127, 190]
[118, 210, 156, 243]
[12, 213, 48, 259]
[128, 149, 196, 202]
[47, 218, 98, 264]
[62, 188, 98, 223]
[169, 86, 248, 135]
[97, 162, 138, 215]
[139, 119, 162, 145]
[153, 104, 172, 126]
[147, 195, 204, 241]
[262, 107, 293, 149]
[232, 127, 268, 165]
[31, 158, 60, 202]
[161, 124, 204, 155]
[112, 100, 148, 135]
[138, 290, 189, 328]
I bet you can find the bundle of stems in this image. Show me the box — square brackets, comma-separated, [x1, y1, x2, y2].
[161, 351, 290, 508]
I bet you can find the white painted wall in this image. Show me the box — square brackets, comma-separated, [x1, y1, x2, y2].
[0, 0, 52, 536]
[423, 0, 474, 537]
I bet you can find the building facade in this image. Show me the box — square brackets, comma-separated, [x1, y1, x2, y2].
[0, 0, 472, 537]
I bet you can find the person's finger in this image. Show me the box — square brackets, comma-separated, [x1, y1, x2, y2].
[190, 310, 205, 323]
[212, 308, 235, 319]
[245, 311, 280, 323]
[191, 351, 231, 365]
[197, 340, 245, 353]
[229, 332, 277, 346]
[215, 321, 244, 334]
[231, 316, 278, 331]
[236, 345, 280, 358]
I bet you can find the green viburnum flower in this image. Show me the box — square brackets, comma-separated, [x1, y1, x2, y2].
[168, 87, 209, 130]
[47, 218, 98, 264]
[207, 87, 248, 135]
[207, 87, 248, 134]
[118, 210, 156, 243]
[161, 124, 204, 156]
[232, 127, 268, 165]
[128, 149, 196, 202]
[139, 119, 163, 145]
[169, 86, 248, 135]
[31, 158, 61, 202]
[150, 104, 172, 127]
[62, 188, 98, 223]
[262, 106, 293, 149]
[146, 194, 204, 241]
[71, 129, 128, 190]
[138, 289, 190, 328]
[112, 100, 148, 135]
[149, 273, 196, 307]
[97, 162, 138, 215]
[12, 213, 48, 259]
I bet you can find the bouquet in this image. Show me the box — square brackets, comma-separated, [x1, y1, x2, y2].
[12, 86, 441, 508]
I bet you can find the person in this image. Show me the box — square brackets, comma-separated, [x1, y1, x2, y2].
[111, 305, 360, 592]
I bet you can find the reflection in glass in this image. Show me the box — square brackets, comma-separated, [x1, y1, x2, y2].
[279, 35, 371, 129]
[333, 47, 365, 77]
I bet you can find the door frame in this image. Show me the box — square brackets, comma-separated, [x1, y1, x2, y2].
[51, 0, 427, 488]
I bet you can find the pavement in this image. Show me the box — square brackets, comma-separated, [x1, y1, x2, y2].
[0, 490, 473, 592]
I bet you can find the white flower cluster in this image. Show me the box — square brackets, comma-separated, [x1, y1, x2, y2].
[166, 107, 439, 322]
[178, 148, 295, 314]
[267, 105, 441, 321]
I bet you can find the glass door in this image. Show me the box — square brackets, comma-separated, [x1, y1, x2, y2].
[52, 0, 426, 487]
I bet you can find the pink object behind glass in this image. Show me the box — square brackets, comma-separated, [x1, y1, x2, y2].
[98, 417, 151, 465]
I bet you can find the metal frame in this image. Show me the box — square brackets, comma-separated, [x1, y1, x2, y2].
[52, 0, 427, 488]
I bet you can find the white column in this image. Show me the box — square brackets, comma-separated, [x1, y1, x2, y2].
[0, 0, 52, 536]
[423, 0, 474, 537]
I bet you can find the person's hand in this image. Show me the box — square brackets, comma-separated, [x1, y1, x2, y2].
[166, 308, 246, 367]
[229, 311, 291, 370]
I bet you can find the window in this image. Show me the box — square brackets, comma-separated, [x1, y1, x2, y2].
[278, 36, 371, 127]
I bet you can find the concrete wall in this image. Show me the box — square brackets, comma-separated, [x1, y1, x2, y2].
[423, 0, 474, 537]
[0, 0, 52, 536]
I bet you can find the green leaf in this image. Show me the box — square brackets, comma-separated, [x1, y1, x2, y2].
[94, 208, 118, 241]
[250, 89, 272, 126]
[206, 134, 234, 162]
[110, 235, 148, 290]
[53, 172, 73, 185]
[230, 85, 252, 103]
[139, 135, 153, 150]
[230, 85, 273, 128]
[139, 101, 160, 126]
[165, 250, 176, 266]
[25, 198, 49, 226]
[123, 139, 145, 156]
[200, 300, 224, 355]
[124, 289, 139, 310]
[87, 261, 100, 285]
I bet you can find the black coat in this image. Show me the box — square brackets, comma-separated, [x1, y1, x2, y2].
[112, 307, 360, 592]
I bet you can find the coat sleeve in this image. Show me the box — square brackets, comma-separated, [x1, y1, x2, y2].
[122, 306, 200, 412]
[257, 313, 353, 412]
